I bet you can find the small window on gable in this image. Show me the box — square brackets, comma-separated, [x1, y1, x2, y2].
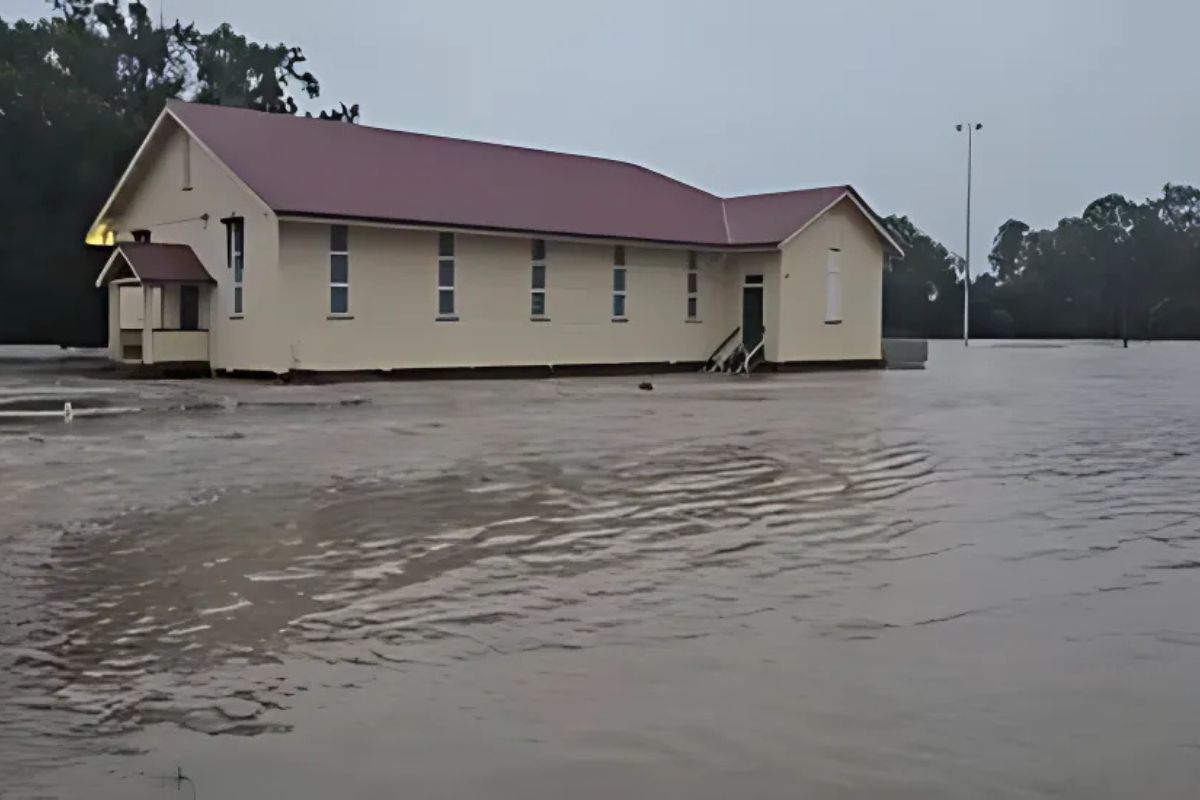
[825, 248, 842, 324]
[223, 217, 245, 316]
[614, 245, 626, 267]
[132, 229, 151, 243]
[182, 135, 192, 191]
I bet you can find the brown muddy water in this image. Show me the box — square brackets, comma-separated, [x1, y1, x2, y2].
[2, 342, 1200, 798]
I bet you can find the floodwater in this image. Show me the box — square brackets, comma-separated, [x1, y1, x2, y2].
[2, 342, 1199, 799]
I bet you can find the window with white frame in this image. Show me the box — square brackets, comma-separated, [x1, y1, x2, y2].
[825, 247, 842, 323]
[330, 224, 349, 314]
[226, 217, 245, 315]
[438, 232, 456, 318]
[612, 246, 627, 320]
[686, 251, 699, 320]
[531, 239, 547, 318]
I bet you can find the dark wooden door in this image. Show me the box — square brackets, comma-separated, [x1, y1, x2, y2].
[742, 284, 764, 352]
[180, 285, 200, 331]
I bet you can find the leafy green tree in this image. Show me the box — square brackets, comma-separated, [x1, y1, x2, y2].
[1141, 185, 1200, 338]
[989, 219, 1030, 283]
[887, 185, 1200, 341]
[0, 1, 353, 345]
[882, 215, 963, 338]
[179, 21, 316, 115]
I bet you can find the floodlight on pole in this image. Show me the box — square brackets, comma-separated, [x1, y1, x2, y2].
[955, 123, 982, 346]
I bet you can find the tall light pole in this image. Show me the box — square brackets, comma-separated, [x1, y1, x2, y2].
[955, 123, 982, 346]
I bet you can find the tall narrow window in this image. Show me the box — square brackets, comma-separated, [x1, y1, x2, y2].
[182, 136, 192, 191]
[531, 239, 547, 318]
[330, 224, 349, 315]
[438, 232, 456, 318]
[225, 217, 245, 315]
[612, 245, 627, 320]
[825, 248, 842, 323]
[686, 251, 699, 320]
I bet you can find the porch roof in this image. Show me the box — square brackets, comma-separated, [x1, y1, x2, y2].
[96, 243, 216, 287]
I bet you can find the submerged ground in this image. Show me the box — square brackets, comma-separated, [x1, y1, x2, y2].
[2, 342, 1199, 799]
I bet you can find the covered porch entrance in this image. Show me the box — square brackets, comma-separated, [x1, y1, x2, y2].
[95, 243, 215, 367]
[703, 271, 770, 375]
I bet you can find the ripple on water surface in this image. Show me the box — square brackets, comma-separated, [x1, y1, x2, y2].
[0, 440, 949, 761]
[4, 345, 1200, 798]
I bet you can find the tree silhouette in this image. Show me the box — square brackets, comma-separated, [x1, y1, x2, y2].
[989, 219, 1030, 283]
[3, 3, 1198, 346]
[0, 1, 355, 345]
[886, 186, 1200, 341]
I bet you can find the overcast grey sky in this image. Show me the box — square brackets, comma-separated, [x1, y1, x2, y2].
[6, 0, 1199, 264]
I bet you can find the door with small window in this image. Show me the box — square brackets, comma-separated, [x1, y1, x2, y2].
[742, 274, 765, 352]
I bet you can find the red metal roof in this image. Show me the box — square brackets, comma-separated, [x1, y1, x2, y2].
[167, 100, 887, 248]
[112, 242, 215, 283]
[723, 187, 850, 245]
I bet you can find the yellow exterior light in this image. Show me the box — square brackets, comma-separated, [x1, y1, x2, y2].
[86, 223, 116, 246]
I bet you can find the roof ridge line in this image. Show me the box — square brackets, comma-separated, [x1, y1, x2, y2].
[722, 184, 849, 201]
[169, 100, 721, 199]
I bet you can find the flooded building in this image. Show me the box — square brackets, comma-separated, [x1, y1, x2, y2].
[88, 101, 902, 375]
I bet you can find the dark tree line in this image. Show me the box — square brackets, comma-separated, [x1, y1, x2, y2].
[2, 2, 1197, 347]
[0, 1, 355, 345]
[884, 185, 1200, 341]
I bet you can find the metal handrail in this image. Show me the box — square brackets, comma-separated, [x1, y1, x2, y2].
[704, 326, 742, 371]
[740, 340, 765, 374]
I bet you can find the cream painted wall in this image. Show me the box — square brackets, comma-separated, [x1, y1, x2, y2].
[107, 284, 121, 360]
[117, 285, 144, 329]
[150, 330, 209, 363]
[278, 222, 738, 371]
[102, 118, 281, 371]
[777, 199, 885, 362]
[161, 284, 179, 329]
